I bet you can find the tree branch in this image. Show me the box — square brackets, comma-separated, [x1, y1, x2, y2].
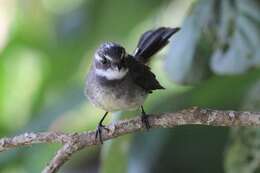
[1, 107, 260, 173]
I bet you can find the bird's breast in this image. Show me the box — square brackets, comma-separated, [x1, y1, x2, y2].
[85, 72, 147, 112]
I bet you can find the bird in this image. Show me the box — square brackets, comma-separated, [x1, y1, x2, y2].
[85, 27, 180, 143]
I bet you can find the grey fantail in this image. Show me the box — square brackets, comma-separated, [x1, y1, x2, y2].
[85, 27, 180, 143]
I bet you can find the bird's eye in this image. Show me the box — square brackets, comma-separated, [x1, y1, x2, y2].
[101, 58, 108, 64]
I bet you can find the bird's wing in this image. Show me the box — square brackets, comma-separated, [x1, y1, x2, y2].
[126, 57, 164, 92]
[133, 27, 180, 63]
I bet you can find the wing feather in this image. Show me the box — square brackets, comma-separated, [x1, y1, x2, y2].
[126, 56, 164, 92]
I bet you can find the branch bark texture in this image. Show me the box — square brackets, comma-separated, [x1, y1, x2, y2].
[1, 107, 260, 173]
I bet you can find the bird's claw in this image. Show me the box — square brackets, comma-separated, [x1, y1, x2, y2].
[141, 106, 150, 129]
[95, 124, 109, 144]
[141, 114, 151, 129]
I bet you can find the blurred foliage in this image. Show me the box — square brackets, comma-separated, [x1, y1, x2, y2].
[165, 0, 215, 84]
[165, 0, 260, 84]
[225, 80, 260, 173]
[0, 0, 260, 173]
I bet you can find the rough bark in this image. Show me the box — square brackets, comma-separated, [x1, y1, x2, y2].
[0, 107, 260, 173]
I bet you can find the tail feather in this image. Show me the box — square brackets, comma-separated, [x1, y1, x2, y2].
[133, 27, 180, 63]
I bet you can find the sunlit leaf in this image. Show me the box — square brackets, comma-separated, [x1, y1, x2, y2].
[165, 0, 216, 84]
[210, 0, 260, 75]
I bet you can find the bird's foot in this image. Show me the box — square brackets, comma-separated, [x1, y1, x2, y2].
[141, 106, 151, 129]
[141, 114, 150, 129]
[95, 123, 109, 144]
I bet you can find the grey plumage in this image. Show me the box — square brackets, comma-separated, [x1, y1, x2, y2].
[84, 27, 180, 143]
[86, 64, 147, 112]
[85, 27, 180, 111]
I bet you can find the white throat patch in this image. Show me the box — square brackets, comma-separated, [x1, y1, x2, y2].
[95, 68, 128, 80]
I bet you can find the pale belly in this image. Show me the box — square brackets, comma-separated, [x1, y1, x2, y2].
[85, 73, 147, 112]
[89, 88, 147, 112]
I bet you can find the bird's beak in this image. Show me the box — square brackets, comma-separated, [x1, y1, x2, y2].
[117, 64, 122, 71]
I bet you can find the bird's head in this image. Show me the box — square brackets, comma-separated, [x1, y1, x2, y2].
[94, 42, 128, 80]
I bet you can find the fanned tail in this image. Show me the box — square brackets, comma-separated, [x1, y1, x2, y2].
[133, 27, 180, 63]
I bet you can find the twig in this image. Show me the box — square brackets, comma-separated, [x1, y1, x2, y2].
[42, 143, 77, 173]
[0, 132, 72, 152]
[0, 107, 260, 173]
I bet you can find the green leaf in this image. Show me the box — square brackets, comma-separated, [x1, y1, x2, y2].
[210, 0, 260, 74]
[165, 0, 216, 84]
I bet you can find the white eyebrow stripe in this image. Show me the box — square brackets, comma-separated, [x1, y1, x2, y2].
[104, 54, 113, 61]
[95, 68, 128, 80]
[95, 54, 103, 61]
[120, 51, 125, 59]
[95, 54, 113, 61]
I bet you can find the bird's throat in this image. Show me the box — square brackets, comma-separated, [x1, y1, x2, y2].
[95, 68, 128, 80]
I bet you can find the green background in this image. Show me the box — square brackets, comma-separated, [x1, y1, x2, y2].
[0, 0, 260, 172]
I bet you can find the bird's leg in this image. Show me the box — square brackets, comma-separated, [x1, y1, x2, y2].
[95, 112, 109, 144]
[141, 106, 150, 129]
